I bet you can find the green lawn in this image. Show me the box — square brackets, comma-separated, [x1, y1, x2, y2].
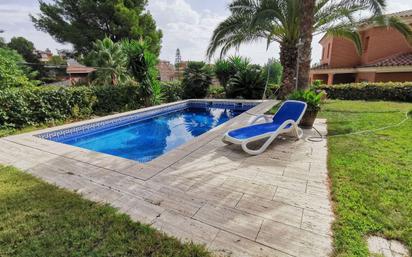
[319, 100, 412, 257]
[0, 166, 210, 257]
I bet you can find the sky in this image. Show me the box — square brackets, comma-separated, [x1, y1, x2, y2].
[1, 0, 412, 65]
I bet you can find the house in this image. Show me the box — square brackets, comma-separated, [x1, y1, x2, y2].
[35, 48, 53, 63]
[310, 10, 412, 85]
[66, 59, 95, 85]
[157, 60, 176, 81]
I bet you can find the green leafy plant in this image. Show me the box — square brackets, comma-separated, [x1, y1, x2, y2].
[89, 37, 130, 86]
[122, 40, 161, 106]
[161, 81, 183, 102]
[318, 82, 412, 102]
[288, 89, 324, 112]
[0, 85, 146, 129]
[214, 56, 250, 95]
[207, 86, 226, 99]
[226, 66, 266, 99]
[182, 62, 213, 99]
[0, 48, 37, 89]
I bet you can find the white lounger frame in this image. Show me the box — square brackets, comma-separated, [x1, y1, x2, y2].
[222, 100, 307, 155]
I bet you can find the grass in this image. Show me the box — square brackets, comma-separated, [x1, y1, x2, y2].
[0, 166, 211, 257]
[318, 100, 412, 257]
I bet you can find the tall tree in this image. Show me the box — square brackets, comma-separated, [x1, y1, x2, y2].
[297, 0, 315, 90]
[31, 0, 162, 55]
[7, 37, 39, 64]
[297, 0, 386, 90]
[207, 0, 412, 98]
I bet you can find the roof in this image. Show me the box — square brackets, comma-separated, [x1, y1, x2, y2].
[362, 52, 412, 67]
[319, 9, 412, 43]
[387, 9, 412, 18]
[66, 59, 96, 74]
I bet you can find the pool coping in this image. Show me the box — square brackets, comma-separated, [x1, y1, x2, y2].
[3, 99, 279, 181]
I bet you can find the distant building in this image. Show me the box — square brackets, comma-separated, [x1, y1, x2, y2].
[157, 60, 176, 81]
[66, 59, 95, 85]
[175, 61, 188, 80]
[35, 48, 53, 63]
[310, 10, 412, 85]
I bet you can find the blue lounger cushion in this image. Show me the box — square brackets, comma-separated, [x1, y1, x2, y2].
[228, 123, 291, 140]
[222, 100, 307, 155]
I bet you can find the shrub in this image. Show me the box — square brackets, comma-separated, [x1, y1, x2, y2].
[288, 90, 324, 112]
[182, 62, 213, 99]
[0, 87, 96, 128]
[161, 81, 183, 102]
[0, 84, 145, 129]
[214, 56, 250, 94]
[0, 48, 36, 88]
[317, 82, 412, 102]
[91, 84, 142, 114]
[265, 83, 280, 99]
[226, 66, 265, 99]
[207, 86, 225, 99]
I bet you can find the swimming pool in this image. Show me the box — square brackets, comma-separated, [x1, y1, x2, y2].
[37, 101, 255, 163]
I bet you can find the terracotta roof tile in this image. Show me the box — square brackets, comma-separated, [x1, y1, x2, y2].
[362, 52, 412, 67]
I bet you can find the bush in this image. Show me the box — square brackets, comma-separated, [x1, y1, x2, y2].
[207, 86, 225, 99]
[0, 84, 145, 129]
[0, 48, 36, 88]
[226, 66, 266, 99]
[182, 62, 213, 99]
[91, 84, 142, 114]
[317, 82, 412, 102]
[265, 83, 280, 99]
[160, 81, 183, 102]
[0, 87, 95, 128]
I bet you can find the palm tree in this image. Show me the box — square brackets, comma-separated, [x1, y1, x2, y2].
[207, 0, 412, 98]
[297, 0, 316, 90]
[90, 37, 129, 86]
[122, 40, 161, 106]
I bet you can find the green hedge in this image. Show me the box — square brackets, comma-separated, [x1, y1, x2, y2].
[318, 82, 412, 102]
[0, 85, 145, 129]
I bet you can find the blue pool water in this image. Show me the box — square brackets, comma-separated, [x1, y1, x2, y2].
[56, 107, 246, 163]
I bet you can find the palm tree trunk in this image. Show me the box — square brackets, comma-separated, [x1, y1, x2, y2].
[297, 0, 316, 90]
[278, 41, 298, 99]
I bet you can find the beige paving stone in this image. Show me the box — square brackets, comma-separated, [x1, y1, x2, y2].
[236, 194, 303, 228]
[194, 203, 263, 240]
[227, 167, 259, 180]
[274, 187, 332, 215]
[257, 219, 333, 257]
[186, 184, 243, 207]
[254, 171, 307, 193]
[222, 177, 277, 199]
[301, 209, 334, 236]
[125, 198, 165, 225]
[152, 210, 219, 246]
[210, 230, 293, 257]
[143, 186, 206, 217]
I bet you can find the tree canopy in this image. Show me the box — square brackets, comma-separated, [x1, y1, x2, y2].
[7, 37, 39, 64]
[0, 48, 35, 88]
[31, 0, 162, 55]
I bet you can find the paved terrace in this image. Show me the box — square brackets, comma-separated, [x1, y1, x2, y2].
[0, 100, 333, 257]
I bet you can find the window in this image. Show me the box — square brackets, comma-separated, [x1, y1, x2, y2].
[327, 43, 331, 58]
[364, 36, 370, 52]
